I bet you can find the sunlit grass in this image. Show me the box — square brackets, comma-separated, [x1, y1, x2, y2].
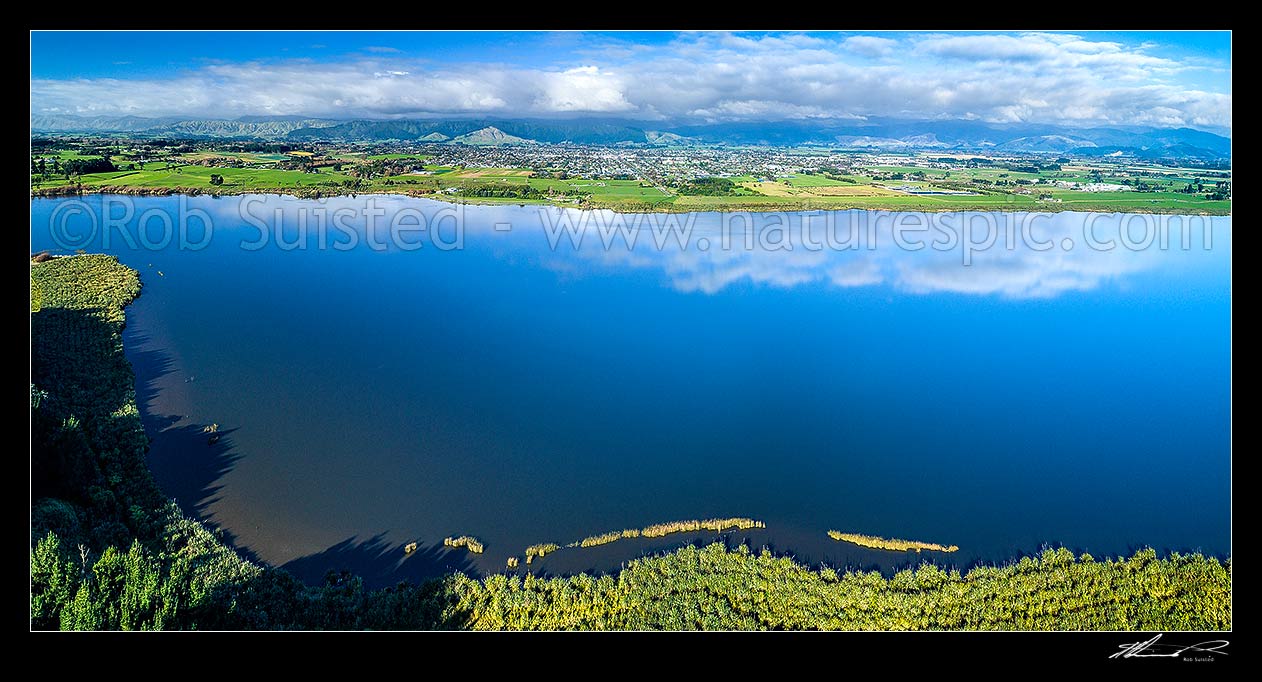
[828, 531, 959, 553]
[578, 529, 642, 548]
[641, 518, 765, 538]
[524, 518, 767, 562]
[444, 536, 485, 554]
[525, 543, 561, 564]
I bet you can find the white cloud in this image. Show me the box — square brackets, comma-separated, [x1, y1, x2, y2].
[29, 31, 1231, 130]
[842, 36, 899, 58]
[534, 66, 634, 113]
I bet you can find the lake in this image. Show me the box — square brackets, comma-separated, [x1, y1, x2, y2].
[30, 194, 1231, 586]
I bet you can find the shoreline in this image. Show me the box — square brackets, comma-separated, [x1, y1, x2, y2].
[30, 254, 1233, 629]
[30, 185, 1233, 217]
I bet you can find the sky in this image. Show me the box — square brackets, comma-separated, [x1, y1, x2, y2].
[29, 31, 1231, 132]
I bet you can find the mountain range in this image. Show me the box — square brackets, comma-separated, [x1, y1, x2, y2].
[30, 114, 1231, 159]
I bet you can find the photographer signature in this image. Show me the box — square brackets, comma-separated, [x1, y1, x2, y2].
[1111, 634, 1229, 659]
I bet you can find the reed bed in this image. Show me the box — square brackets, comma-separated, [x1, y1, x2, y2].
[827, 531, 958, 553]
[578, 528, 642, 548]
[640, 517, 765, 538]
[525, 518, 767, 562]
[525, 543, 561, 564]
[444, 536, 485, 554]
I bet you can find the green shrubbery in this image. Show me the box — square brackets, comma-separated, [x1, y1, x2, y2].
[29, 255, 1232, 631]
[440, 543, 1229, 630]
[453, 183, 545, 200]
[674, 177, 738, 196]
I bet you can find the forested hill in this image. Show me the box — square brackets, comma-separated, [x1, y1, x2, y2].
[29, 255, 1232, 630]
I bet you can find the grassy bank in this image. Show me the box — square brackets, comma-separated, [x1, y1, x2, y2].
[31, 178, 1231, 216]
[29, 256, 1232, 630]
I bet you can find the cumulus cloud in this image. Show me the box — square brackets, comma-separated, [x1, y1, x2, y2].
[29, 31, 1230, 129]
[534, 66, 634, 112]
[842, 35, 899, 58]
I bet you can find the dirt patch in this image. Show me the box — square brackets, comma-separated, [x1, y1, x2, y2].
[808, 185, 902, 197]
[742, 181, 799, 197]
[743, 181, 901, 197]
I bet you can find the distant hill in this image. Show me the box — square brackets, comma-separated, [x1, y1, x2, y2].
[162, 118, 339, 138]
[29, 114, 1230, 159]
[644, 130, 690, 145]
[451, 126, 534, 145]
[1073, 142, 1229, 161]
[286, 118, 651, 144]
[998, 135, 1097, 153]
[30, 114, 338, 138]
[832, 133, 949, 149]
[31, 114, 186, 133]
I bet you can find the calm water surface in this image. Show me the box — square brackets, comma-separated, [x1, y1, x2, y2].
[30, 195, 1231, 585]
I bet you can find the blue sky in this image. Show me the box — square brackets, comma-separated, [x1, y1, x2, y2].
[29, 31, 1231, 131]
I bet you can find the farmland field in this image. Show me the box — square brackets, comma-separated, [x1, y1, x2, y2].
[30, 144, 1231, 214]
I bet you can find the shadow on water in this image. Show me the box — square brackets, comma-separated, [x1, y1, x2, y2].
[282, 534, 478, 590]
[125, 328, 263, 564]
[125, 324, 481, 588]
[124, 323, 481, 588]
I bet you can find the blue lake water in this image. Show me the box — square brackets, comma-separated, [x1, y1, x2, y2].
[30, 195, 1232, 585]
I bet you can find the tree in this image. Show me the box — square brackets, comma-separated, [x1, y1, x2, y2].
[30, 533, 80, 629]
[209, 174, 224, 186]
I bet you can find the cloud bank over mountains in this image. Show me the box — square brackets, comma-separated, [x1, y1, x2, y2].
[30, 32, 1230, 132]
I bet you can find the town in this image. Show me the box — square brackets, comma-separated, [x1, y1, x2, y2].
[31, 135, 1232, 214]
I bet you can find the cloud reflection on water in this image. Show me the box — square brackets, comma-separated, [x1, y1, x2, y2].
[517, 208, 1229, 299]
[51, 194, 1227, 301]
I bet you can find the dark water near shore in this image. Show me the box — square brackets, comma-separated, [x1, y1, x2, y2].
[31, 195, 1231, 586]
